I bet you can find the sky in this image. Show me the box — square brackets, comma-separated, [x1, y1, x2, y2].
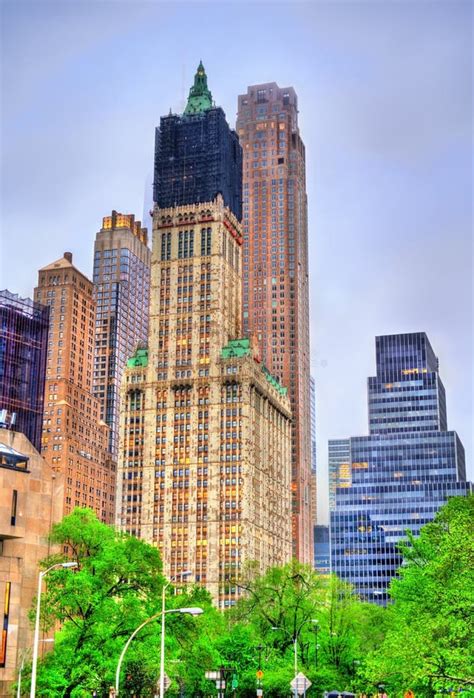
[1, 0, 472, 523]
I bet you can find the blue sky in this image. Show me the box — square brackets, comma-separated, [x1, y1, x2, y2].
[1, 0, 472, 522]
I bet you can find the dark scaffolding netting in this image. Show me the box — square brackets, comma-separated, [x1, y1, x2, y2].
[0, 290, 49, 451]
[153, 107, 242, 221]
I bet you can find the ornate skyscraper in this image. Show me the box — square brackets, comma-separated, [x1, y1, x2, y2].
[330, 333, 471, 604]
[92, 211, 151, 458]
[116, 65, 292, 607]
[237, 84, 312, 562]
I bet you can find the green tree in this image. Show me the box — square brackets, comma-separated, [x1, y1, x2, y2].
[363, 495, 474, 697]
[21, 508, 210, 697]
[226, 561, 379, 696]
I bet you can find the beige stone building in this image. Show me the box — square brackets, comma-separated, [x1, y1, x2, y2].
[34, 253, 116, 524]
[116, 197, 293, 607]
[0, 431, 63, 696]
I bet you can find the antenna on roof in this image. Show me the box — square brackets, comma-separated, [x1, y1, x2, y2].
[181, 63, 186, 112]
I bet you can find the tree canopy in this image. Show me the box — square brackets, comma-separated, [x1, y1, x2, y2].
[20, 495, 474, 697]
[363, 494, 474, 697]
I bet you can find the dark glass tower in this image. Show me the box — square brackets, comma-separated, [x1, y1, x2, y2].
[330, 332, 471, 604]
[0, 290, 49, 451]
[368, 333, 447, 434]
[153, 62, 242, 220]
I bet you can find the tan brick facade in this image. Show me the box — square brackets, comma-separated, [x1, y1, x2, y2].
[116, 197, 292, 607]
[34, 254, 116, 524]
[0, 431, 63, 696]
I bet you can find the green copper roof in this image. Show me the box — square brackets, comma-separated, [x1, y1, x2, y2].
[220, 339, 287, 397]
[184, 61, 213, 115]
[262, 365, 288, 396]
[221, 338, 251, 359]
[127, 347, 148, 368]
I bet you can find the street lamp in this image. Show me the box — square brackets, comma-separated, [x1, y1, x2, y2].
[115, 605, 203, 697]
[271, 619, 318, 698]
[16, 654, 26, 698]
[30, 561, 78, 697]
[312, 619, 320, 667]
[159, 571, 193, 698]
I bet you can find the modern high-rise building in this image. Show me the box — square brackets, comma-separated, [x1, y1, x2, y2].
[313, 524, 330, 575]
[116, 65, 293, 607]
[0, 290, 49, 451]
[237, 83, 312, 562]
[93, 211, 151, 457]
[328, 438, 351, 511]
[330, 333, 471, 604]
[34, 253, 116, 523]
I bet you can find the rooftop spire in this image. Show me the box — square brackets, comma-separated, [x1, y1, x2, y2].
[184, 61, 213, 115]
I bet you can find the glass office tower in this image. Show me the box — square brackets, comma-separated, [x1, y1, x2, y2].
[314, 524, 330, 575]
[330, 333, 471, 604]
[93, 211, 151, 458]
[328, 438, 351, 511]
[0, 290, 49, 451]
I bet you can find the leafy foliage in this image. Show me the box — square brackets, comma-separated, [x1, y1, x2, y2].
[21, 496, 474, 696]
[20, 509, 213, 697]
[363, 495, 474, 696]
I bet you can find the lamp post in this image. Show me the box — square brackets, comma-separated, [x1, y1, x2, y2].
[272, 619, 318, 698]
[115, 606, 203, 697]
[159, 572, 192, 698]
[312, 620, 319, 667]
[16, 655, 26, 698]
[30, 561, 78, 698]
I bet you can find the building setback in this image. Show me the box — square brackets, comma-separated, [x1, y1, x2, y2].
[237, 83, 312, 562]
[93, 211, 151, 458]
[34, 253, 116, 524]
[116, 65, 293, 607]
[330, 333, 472, 604]
[0, 291, 49, 452]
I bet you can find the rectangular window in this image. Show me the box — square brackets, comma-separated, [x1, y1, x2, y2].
[201, 227, 212, 256]
[0, 582, 11, 668]
[11, 490, 17, 526]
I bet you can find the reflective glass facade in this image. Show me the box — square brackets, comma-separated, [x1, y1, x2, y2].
[328, 438, 351, 511]
[314, 524, 330, 575]
[330, 333, 471, 604]
[368, 333, 447, 435]
[93, 212, 151, 457]
[0, 290, 49, 451]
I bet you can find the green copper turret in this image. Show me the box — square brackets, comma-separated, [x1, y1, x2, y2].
[184, 61, 213, 115]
